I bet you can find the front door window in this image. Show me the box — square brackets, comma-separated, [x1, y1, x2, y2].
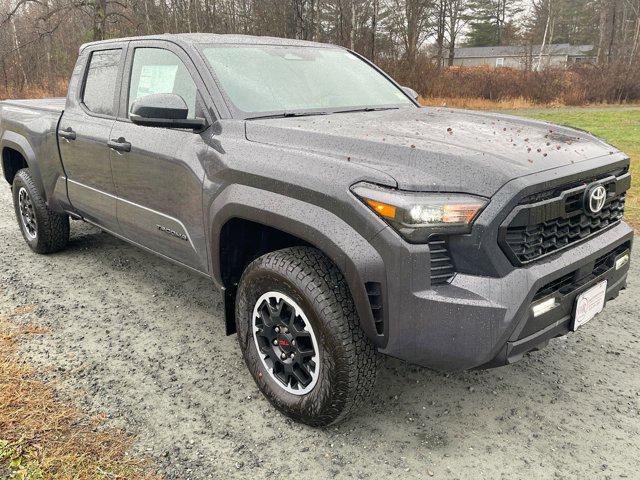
[128, 48, 198, 118]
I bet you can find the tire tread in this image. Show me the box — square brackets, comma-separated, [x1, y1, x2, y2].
[13, 169, 69, 254]
[239, 246, 377, 426]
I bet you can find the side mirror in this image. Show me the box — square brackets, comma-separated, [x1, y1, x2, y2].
[130, 93, 208, 130]
[402, 86, 419, 101]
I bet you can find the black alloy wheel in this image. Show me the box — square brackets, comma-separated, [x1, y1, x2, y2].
[252, 291, 320, 395]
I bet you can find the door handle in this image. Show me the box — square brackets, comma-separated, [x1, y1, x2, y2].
[58, 127, 76, 141]
[108, 138, 131, 153]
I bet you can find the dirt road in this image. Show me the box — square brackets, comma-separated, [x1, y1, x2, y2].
[1, 185, 639, 479]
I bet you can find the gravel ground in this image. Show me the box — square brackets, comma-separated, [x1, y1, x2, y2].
[1, 184, 639, 479]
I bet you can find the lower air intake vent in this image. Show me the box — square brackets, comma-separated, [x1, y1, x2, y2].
[429, 236, 455, 285]
[365, 282, 384, 335]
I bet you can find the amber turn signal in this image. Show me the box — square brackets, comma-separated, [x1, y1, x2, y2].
[366, 199, 396, 219]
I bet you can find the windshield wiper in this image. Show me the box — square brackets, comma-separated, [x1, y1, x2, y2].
[246, 111, 329, 120]
[246, 106, 400, 120]
[333, 106, 400, 114]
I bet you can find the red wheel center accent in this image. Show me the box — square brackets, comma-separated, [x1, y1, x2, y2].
[276, 335, 293, 353]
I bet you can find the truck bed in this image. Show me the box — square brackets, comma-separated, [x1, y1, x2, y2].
[0, 98, 66, 113]
[0, 97, 66, 209]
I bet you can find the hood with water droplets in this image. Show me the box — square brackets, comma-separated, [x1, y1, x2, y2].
[246, 107, 619, 196]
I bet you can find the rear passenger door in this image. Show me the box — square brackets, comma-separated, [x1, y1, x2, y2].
[109, 41, 210, 273]
[59, 47, 125, 233]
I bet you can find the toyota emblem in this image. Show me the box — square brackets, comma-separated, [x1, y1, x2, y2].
[586, 185, 607, 213]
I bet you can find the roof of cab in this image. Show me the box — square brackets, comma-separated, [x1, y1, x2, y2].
[80, 33, 339, 52]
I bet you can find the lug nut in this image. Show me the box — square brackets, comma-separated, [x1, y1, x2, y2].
[274, 326, 280, 333]
[281, 352, 287, 360]
[290, 352, 295, 358]
[273, 339, 278, 345]
[291, 340, 296, 346]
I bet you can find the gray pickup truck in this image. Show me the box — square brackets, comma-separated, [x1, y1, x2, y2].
[0, 33, 633, 426]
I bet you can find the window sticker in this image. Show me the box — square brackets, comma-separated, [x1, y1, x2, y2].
[135, 64, 178, 99]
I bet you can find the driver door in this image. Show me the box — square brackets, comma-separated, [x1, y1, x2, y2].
[110, 41, 210, 273]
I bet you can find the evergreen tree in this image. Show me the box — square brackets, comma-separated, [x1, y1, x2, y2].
[525, 0, 600, 46]
[465, 0, 524, 46]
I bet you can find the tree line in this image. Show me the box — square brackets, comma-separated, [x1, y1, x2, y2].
[1, 0, 639, 101]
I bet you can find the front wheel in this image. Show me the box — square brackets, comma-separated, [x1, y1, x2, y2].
[12, 169, 69, 254]
[235, 247, 378, 426]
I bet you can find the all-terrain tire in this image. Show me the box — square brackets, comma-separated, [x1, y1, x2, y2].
[236, 246, 378, 427]
[12, 169, 70, 254]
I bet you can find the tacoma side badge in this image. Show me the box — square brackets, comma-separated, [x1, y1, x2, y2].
[156, 224, 188, 241]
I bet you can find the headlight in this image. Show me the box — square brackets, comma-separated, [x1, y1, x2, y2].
[351, 182, 487, 243]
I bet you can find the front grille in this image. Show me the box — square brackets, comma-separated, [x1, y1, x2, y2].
[506, 196, 625, 263]
[500, 170, 630, 265]
[429, 235, 455, 284]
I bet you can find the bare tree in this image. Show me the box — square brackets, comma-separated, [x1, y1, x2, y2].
[389, 0, 434, 64]
[445, 0, 467, 66]
[434, 0, 446, 66]
[371, 0, 379, 60]
[536, 0, 551, 70]
[1, 0, 639, 101]
[11, 14, 29, 88]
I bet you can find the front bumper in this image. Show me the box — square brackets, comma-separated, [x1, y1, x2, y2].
[376, 221, 633, 371]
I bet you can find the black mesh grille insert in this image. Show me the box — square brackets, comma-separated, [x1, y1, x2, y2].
[429, 236, 455, 284]
[505, 196, 625, 263]
[500, 169, 630, 265]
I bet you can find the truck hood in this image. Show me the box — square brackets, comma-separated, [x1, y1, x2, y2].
[245, 107, 619, 196]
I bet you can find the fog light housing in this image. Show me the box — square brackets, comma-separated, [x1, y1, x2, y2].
[615, 253, 629, 270]
[532, 297, 558, 317]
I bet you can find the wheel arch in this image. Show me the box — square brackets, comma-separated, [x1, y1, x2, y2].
[1, 132, 45, 196]
[208, 184, 387, 347]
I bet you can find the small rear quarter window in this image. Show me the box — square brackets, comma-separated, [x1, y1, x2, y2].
[82, 49, 121, 116]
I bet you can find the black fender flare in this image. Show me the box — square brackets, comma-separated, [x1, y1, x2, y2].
[1, 131, 46, 197]
[208, 184, 387, 347]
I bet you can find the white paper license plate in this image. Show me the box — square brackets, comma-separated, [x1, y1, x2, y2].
[572, 280, 607, 331]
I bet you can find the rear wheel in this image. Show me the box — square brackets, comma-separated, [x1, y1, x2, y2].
[236, 246, 378, 426]
[12, 169, 69, 254]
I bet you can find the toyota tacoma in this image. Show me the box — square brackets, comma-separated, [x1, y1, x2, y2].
[0, 34, 632, 426]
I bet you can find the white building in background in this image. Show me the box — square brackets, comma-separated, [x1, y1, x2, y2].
[446, 44, 596, 70]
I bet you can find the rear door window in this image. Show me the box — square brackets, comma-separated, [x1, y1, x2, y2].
[82, 49, 122, 116]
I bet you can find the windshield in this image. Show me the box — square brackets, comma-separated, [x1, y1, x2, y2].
[200, 45, 414, 116]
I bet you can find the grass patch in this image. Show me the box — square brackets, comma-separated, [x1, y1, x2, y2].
[519, 110, 640, 229]
[0, 310, 161, 480]
[419, 96, 640, 111]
